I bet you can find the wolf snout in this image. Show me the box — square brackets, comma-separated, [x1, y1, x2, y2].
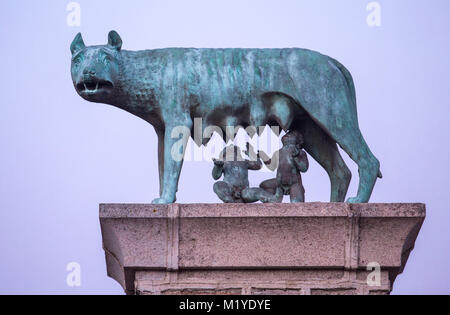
[83, 69, 96, 76]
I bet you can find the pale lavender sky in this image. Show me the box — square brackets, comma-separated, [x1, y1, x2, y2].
[0, 0, 449, 294]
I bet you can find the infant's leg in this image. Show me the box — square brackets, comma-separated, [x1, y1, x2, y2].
[290, 183, 305, 203]
[241, 187, 275, 203]
[213, 181, 235, 203]
[259, 178, 278, 195]
[241, 188, 262, 203]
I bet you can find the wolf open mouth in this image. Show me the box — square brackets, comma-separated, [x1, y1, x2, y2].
[76, 80, 114, 94]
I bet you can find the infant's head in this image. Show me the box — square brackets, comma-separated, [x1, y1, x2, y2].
[282, 131, 304, 146]
[220, 145, 243, 161]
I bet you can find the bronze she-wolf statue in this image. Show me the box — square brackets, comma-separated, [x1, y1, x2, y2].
[70, 31, 382, 204]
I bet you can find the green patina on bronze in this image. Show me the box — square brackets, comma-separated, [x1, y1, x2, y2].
[70, 31, 381, 204]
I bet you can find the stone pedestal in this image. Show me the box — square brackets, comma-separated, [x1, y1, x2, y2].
[99, 203, 425, 295]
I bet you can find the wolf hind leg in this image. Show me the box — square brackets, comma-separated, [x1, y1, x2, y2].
[296, 119, 352, 202]
[315, 116, 380, 203]
[339, 131, 380, 203]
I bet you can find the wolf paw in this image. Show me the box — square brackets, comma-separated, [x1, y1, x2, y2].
[346, 196, 366, 204]
[152, 197, 175, 204]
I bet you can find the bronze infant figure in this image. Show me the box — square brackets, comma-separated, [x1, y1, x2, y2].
[212, 145, 275, 203]
[258, 131, 309, 203]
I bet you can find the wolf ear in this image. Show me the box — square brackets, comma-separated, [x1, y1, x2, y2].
[108, 31, 122, 51]
[70, 33, 85, 55]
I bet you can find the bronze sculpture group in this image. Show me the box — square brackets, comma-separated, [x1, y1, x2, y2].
[70, 31, 382, 204]
[212, 131, 309, 203]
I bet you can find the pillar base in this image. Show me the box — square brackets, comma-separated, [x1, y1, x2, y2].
[99, 203, 425, 295]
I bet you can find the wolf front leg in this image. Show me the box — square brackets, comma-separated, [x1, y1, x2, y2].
[152, 122, 192, 204]
[156, 129, 165, 196]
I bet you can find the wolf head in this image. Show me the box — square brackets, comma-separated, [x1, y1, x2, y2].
[70, 31, 122, 103]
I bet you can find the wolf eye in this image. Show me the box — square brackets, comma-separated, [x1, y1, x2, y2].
[72, 58, 81, 67]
